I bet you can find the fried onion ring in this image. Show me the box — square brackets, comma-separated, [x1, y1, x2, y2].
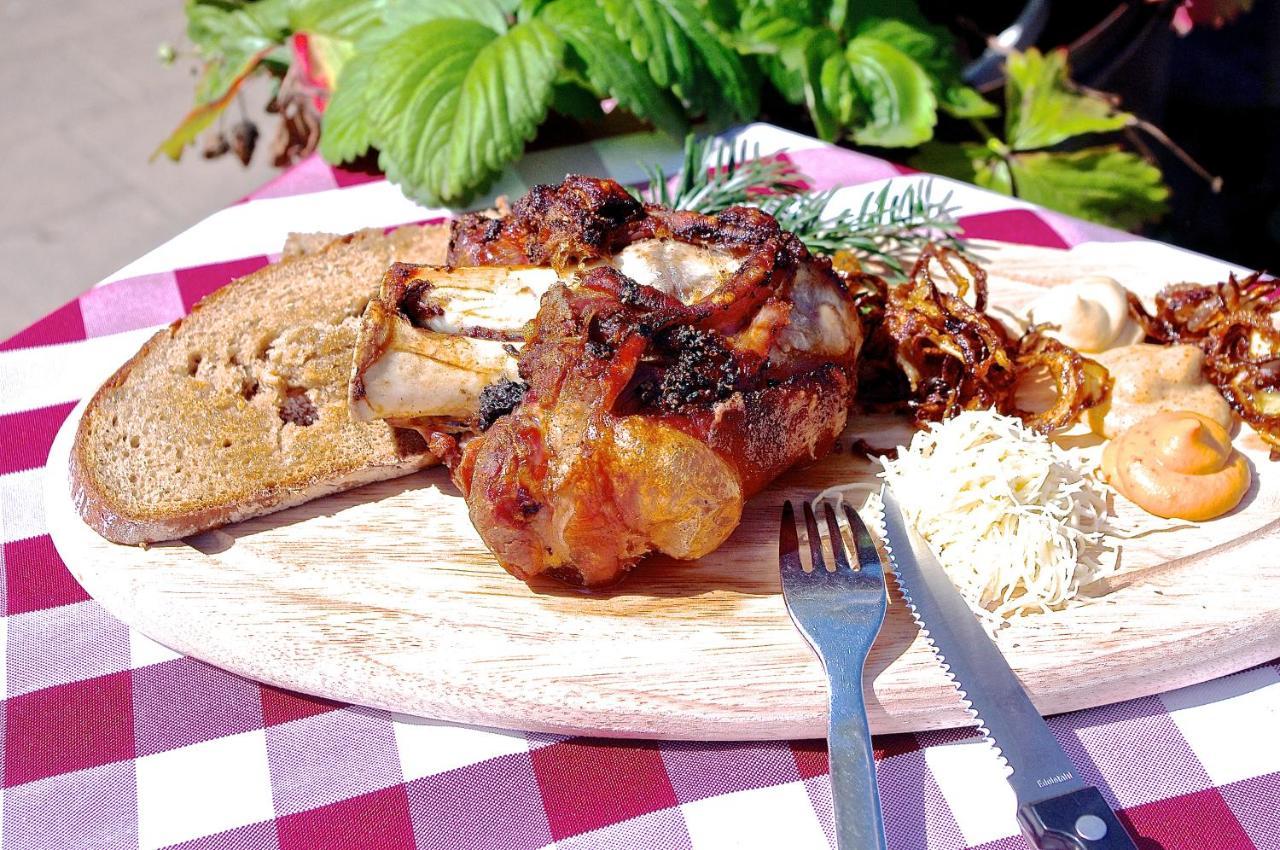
[1013, 333, 1112, 433]
[1130, 272, 1280, 452]
[867, 245, 1108, 432]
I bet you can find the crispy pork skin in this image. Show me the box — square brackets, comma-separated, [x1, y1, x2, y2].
[351, 177, 863, 585]
[448, 175, 645, 267]
[446, 179, 864, 586]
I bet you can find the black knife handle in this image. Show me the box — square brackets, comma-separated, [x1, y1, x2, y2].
[1017, 786, 1139, 850]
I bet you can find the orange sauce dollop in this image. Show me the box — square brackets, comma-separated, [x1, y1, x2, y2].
[1101, 411, 1250, 521]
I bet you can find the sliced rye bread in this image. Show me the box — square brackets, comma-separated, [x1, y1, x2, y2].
[71, 224, 450, 545]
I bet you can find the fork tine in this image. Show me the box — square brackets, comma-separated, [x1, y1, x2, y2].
[823, 502, 853, 572]
[844, 505, 884, 577]
[780, 500, 889, 850]
[802, 501, 826, 573]
[779, 500, 803, 576]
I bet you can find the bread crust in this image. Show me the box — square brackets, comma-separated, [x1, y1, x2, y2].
[70, 431, 429, 545]
[71, 227, 446, 545]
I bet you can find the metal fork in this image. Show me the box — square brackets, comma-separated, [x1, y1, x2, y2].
[780, 500, 889, 850]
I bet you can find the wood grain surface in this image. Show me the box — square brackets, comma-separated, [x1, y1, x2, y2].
[44, 241, 1280, 740]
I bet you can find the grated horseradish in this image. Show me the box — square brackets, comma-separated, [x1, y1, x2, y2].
[822, 410, 1119, 630]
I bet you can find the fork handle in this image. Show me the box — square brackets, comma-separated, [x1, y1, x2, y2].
[827, 658, 887, 850]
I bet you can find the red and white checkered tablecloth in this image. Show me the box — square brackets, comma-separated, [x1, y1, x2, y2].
[1, 124, 1277, 850]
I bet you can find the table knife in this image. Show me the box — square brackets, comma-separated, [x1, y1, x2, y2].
[878, 488, 1139, 850]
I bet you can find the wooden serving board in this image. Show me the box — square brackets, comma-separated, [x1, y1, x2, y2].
[44, 241, 1280, 740]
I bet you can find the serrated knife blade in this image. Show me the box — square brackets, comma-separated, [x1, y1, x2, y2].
[878, 487, 1139, 850]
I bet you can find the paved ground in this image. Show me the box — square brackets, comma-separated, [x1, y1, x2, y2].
[1, 0, 278, 339]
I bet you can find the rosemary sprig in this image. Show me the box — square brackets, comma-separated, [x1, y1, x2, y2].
[759, 182, 968, 277]
[641, 134, 807, 213]
[639, 135, 971, 278]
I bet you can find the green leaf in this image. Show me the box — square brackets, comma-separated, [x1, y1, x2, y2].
[549, 81, 604, 121]
[765, 0, 826, 25]
[517, 0, 552, 19]
[737, 9, 845, 139]
[734, 0, 825, 29]
[735, 5, 807, 53]
[154, 45, 274, 161]
[839, 0, 933, 33]
[820, 51, 858, 127]
[758, 55, 805, 105]
[363, 18, 563, 204]
[939, 84, 997, 120]
[540, 0, 687, 137]
[379, 0, 513, 36]
[852, 18, 995, 118]
[795, 29, 844, 141]
[304, 32, 356, 85]
[186, 0, 292, 104]
[844, 36, 936, 147]
[824, 0, 849, 32]
[313, 2, 427, 163]
[735, 9, 808, 102]
[318, 49, 377, 163]
[154, 106, 225, 163]
[910, 142, 1168, 231]
[289, 0, 386, 40]
[1004, 48, 1131, 151]
[700, 0, 748, 30]
[909, 141, 993, 185]
[601, 0, 756, 122]
[187, 0, 291, 54]
[1005, 147, 1169, 230]
[972, 156, 1012, 196]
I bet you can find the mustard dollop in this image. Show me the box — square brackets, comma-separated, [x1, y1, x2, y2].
[1101, 411, 1250, 521]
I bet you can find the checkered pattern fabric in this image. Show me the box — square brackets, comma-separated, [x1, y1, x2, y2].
[1, 124, 1277, 850]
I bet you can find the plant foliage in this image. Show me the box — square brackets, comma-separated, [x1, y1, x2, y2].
[166, 1, 1174, 230]
[913, 49, 1169, 229]
[166, 0, 989, 205]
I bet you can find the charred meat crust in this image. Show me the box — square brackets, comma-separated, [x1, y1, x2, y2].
[449, 176, 645, 267]
[455, 277, 855, 585]
[443, 178, 864, 585]
[447, 175, 827, 277]
[476, 379, 529, 431]
[634, 325, 745, 412]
